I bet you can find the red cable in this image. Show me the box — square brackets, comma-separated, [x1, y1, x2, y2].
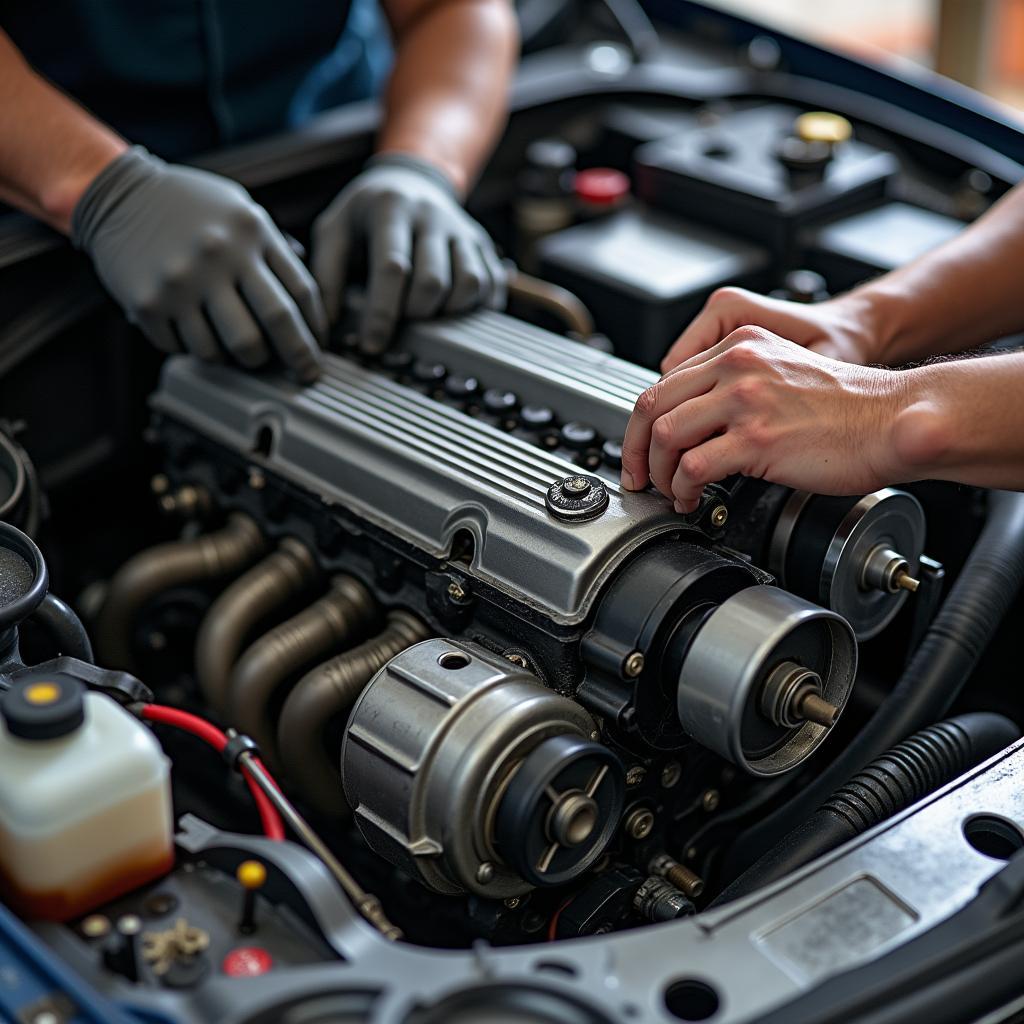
[140, 703, 285, 841]
[547, 895, 574, 942]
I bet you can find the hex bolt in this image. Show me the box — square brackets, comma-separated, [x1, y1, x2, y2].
[476, 862, 495, 885]
[701, 789, 720, 812]
[624, 807, 655, 840]
[503, 897, 521, 910]
[709, 504, 729, 528]
[622, 650, 645, 678]
[649, 853, 705, 899]
[505, 653, 529, 668]
[447, 581, 467, 602]
[625, 765, 647, 787]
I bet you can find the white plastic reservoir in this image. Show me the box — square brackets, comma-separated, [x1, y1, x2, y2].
[0, 676, 174, 920]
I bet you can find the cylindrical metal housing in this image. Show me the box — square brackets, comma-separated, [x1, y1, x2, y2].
[676, 586, 857, 776]
[342, 638, 602, 898]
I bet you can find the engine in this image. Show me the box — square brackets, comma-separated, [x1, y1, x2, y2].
[89, 309, 933, 912]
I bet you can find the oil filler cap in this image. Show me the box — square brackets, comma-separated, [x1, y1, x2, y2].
[546, 475, 609, 523]
[1, 674, 86, 740]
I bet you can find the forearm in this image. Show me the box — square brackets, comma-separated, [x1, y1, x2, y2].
[892, 350, 1024, 489]
[0, 30, 127, 233]
[843, 184, 1024, 365]
[378, 0, 518, 195]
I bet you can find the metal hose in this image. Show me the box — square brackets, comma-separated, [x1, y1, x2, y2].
[508, 270, 595, 338]
[229, 575, 379, 765]
[714, 712, 1020, 906]
[277, 610, 430, 817]
[195, 537, 321, 715]
[95, 513, 265, 671]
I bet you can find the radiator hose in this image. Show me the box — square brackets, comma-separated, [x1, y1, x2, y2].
[715, 711, 1020, 906]
[724, 490, 1024, 879]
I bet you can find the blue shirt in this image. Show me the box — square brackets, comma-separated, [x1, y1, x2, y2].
[0, 0, 392, 160]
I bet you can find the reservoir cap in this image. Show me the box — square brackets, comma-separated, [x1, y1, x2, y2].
[1, 674, 85, 740]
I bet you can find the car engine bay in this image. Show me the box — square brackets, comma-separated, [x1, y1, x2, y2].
[4, 4, 1024, 1023]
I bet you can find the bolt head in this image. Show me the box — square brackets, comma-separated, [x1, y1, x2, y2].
[701, 789, 720, 812]
[623, 650, 645, 678]
[625, 765, 646, 787]
[503, 897, 521, 910]
[476, 862, 495, 885]
[660, 761, 682, 788]
[625, 808, 655, 840]
[710, 504, 729, 528]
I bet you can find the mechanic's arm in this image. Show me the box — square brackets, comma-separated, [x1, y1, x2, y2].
[661, 181, 1024, 371]
[0, 29, 325, 381]
[621, 330, 1024, 510]
[313, 0, 518, 351]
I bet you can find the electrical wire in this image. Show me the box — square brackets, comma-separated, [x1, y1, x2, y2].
[139, 703, 285, 841]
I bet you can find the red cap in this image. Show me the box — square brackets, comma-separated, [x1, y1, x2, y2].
[222, 947, 273, 977]
[575, 168, 630, 206]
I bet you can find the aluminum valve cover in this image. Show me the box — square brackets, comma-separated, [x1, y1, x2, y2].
[151, 315, 680, 624]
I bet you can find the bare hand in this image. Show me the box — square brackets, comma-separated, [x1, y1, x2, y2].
[660, 286, 881, 373]
[621, 327, 909, 511]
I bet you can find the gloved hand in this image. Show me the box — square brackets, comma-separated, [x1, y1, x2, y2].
[72, 147, 326, 383]
[312, 153, 506, 353]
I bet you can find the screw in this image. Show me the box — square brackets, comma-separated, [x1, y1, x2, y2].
[624, 808, 655, 840]
[701, 789, 720, 812]
[622, 651, 645, 678]
[710, 504, 729, 528]
[660, 761, 682, 789]
[505, 653, 528, 668]
[476, 862, 495, 885]
[625, 765, 647, 787]
[447, 581, 467, 602]
[650, 853, 705, 899]
[503, 897, 521, 910]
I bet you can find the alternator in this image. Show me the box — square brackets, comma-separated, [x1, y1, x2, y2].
[341, 638, 625, 898]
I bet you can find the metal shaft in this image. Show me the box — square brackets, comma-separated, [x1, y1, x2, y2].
[238, 749, 402, 941]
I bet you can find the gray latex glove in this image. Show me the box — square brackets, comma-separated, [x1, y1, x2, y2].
[312, 153, 506, 352]
[72, 147, 326, 383]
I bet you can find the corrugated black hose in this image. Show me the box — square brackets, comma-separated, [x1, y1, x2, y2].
[714, 712, 1020, 906]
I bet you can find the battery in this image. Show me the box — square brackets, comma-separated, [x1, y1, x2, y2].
[537, 205, 769, 368]
[800, 201, 964, 289]
[634, 103, 898, 255]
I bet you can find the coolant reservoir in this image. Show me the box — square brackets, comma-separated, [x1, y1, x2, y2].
[0, 674, 174, 920]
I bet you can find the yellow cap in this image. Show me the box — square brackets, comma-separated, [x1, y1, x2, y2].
[236, 860, 267, 891]
[24, 682, 61, 706]
[795, 111, 852, 145]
